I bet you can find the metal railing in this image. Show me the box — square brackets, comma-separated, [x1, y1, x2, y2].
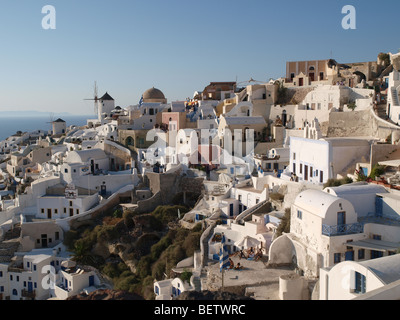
[21, 289, 36, 299]
[322, 223, 364, 236]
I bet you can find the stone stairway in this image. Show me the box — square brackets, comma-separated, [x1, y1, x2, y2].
[392, 88, 400, 106]
[0, 240, 20, 263]
[199, 222, 216, 268]
[235, 199, 269, 225]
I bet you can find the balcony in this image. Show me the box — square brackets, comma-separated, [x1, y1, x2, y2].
[21, 289, 36, 299]
[322, 223, 364, 237]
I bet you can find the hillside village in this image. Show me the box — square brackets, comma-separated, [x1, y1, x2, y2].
[2, 51, 400, 300]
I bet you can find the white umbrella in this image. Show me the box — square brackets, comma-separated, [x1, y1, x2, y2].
[61, 260, 76, 269]
[234, 236, 261, 249]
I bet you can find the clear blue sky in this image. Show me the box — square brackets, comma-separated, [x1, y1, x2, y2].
[0, 0, 399, 116]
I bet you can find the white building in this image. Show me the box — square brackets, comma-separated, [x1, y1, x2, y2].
[386, 53, 400, 124]
[0, 245, 100, 301]
[97, 92, 116, 122]
[287, 131, 372, 184]
[320, 254, 400, 300]
[51, 119, 67, 136]
[269, 186, 400, 278]
[154, 277, 193, 300]
[36, 185, 99, 220]
[61, 149, 110, 183]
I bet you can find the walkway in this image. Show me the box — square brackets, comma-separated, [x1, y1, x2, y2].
[203, 254, 296, 300]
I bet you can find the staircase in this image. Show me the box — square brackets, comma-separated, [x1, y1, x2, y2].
[199, 222, 216, 268]
[235, 199, 269, 225]
[391, 88, 400, 106]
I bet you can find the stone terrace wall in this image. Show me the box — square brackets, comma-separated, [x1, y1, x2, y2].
[326, 109, 400, 140]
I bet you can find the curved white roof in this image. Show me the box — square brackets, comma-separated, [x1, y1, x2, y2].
[66, 149, 107, 164]
[325, 183, 388, 197]
[358, 253, 400, 285]
[294, 189, 345, 219]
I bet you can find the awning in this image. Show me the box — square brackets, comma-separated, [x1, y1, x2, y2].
[347, 239, 400, 252]
[378, 160, 400, 167]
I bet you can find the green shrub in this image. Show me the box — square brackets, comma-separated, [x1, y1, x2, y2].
[182, 232, 201, 257]
[369, 165, 385, 180]
[270, 192, 284, 201]
[136, 256, 153, 279]
[150, 236, 172, 261]
[63, 230, 79, 250]
[180, 270, 192, 283]
[323, 177, 353, 188]
[151, 205, 189, 225]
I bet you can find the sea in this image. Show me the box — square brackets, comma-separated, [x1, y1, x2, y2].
[0, 114, 93, 141]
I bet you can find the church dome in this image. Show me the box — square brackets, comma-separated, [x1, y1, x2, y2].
[142, 87, 166, 102]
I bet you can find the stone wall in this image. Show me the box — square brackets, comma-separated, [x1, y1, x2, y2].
[326, 109, 400, 140]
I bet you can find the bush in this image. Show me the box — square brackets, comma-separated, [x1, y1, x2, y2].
[150, 236, 172, 261]
[114, 273, 138, 293]
[180, 270, 192, 283]
[270, 192, 284, 201]
[369, 165, 385, 180]
[323, 177, 353, 188]
[136, 256, 153, 279]
[136, 234, 161, 256]
[182, 232, 201, 257]
[151, 205, 189, 225]
[63, 230, 79, 250]
[95, 225, 119, 243]
[347, 102, 357, 111]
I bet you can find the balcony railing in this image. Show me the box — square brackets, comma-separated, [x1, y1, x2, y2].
[21, 289, 36, 299]
[322, 223, 364, 237]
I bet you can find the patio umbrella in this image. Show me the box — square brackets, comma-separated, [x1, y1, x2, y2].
[61, 260, 76, 269]
[234, 236, 261, 249]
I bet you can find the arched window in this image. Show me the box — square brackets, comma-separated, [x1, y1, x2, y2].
[309, 66, 315, 71]
[126, 136, 134, 147]
[12, 289, 17, 296]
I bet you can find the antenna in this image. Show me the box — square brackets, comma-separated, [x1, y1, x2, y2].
[84, 81, 99, 116]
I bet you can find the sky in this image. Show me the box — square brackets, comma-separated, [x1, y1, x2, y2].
[0, 0, 399, 116]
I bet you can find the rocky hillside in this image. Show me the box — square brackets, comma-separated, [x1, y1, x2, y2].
[174, 290, 254, 300]
[67, 289, 144, 300]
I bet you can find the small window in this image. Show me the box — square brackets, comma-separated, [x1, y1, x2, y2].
[41, 208, 45, 214]
[355, 272, 366, 294]
[55, 232, 59, 240]
[373, 234, 382, 240]
[358, 249, 365, 260]
[297, 210, 302, 220]
[64, 169, 68, 173]
[334, 253, 341, 264]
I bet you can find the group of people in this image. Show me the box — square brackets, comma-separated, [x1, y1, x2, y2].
[232, 247, 263, 261]
[228, 258, 243, 270]
[224, 247, 264, 271]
